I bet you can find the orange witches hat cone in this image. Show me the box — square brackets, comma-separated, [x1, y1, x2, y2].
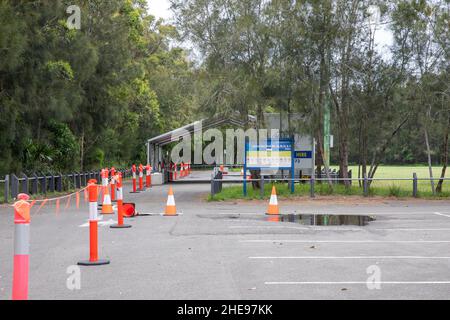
[266, 186, 280, 215]
[164, 186, 178, 216]
[101, 184, 114, 215]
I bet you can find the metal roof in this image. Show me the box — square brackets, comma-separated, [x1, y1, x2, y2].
[148, 115, 256, 146]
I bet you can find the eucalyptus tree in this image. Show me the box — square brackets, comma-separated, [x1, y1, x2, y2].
[391, 0, 449, 193]
[171, 0, 275, 125]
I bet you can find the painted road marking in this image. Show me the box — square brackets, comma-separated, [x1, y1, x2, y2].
[79, 219, 117, 228]
[240, 240, 450, 244]
[217, 211, 450, 216]
[140, 212, 184, 216]
[434, 212, 450, 218]
[249, 256, 450, 260]
[265, 281, 450, 285]
[230, 226, 450, 231]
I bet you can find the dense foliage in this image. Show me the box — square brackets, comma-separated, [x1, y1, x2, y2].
[171, 0, 449, 191]
[0, 0, 196, 174]
[0, 0, 449, 193]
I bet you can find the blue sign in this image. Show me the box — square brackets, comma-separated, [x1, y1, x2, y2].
[244, 138, 295, 195]
[246, 139, 293, 169]
[294, 151, 313, 159]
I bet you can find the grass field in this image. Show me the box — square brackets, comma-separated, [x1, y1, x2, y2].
[210, 165, 450, 201]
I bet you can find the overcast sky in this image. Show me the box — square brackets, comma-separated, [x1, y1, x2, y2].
[146, 0, 393, 60]
[147, 0, 172, 21]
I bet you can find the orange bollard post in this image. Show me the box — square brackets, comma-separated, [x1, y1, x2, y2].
[146, 164, 152, 188]
[110, 167, 116, 202]
[139, 164, 144, 191]
[111, 173, 131, 229]
[101, 168, 109, 203]
[131, 164, 139, 193]
[78, 180, 110, 266]
[12, 193, 31, 300]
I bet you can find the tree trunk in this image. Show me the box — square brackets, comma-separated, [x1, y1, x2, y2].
[367, 116, 409, 184]
[338, 112, 350, 187]
[424, 127, 436, 195]
[436, 117, 449, 193]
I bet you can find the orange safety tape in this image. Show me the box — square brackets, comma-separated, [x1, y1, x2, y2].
[76, 192, 80, 209]
[34, 199, 49, 215]
[26, 186, 89, 203]
[55, 199, 60, 215]
[65, 194, 71, 210]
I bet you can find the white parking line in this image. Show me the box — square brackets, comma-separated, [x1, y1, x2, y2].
[434, 212, 450, 218]
[249, 256, 450, 260]
[230, 226, 450, 231]
[240, 240, 450, 244]
[265, 281, 450, 285]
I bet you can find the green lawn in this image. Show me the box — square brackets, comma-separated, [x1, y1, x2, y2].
[209, 165, 450, 201]
[333, 165, 449, 194]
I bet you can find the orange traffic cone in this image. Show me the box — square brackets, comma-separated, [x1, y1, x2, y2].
[101, 184, 114, 215]
[266, 186, 280, 215]
[164, 186, 178, 216]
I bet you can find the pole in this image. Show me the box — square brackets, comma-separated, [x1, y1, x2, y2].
[413, 173, 418, 198]
[146, 164, 152, 188]
[291, 137, 295, 194]
[12, 193, 31, 300]
[243, 137, 248, 197]
[110, 167, 116, 202]
[78, 180, 110, 266]
[101, 168, 108, 203]
[310, 176, 315, 198]
[111, 173, 131, 229]
[131, 165, 139, 193]
[323, 94, 331, 169]
[139, 164, 144, 191]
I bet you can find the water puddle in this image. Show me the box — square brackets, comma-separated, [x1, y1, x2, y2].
[267, 214, 374, 226]
[198, 213, 375, 226]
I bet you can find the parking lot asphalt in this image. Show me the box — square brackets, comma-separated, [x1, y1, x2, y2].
[1, 173, 450, 300]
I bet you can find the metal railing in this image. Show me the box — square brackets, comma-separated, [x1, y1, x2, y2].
[0, 168, 131, 203]
[210, 173, 450, 198]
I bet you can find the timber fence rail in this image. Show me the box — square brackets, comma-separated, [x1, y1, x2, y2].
[0, 168, 132, 204]
[210, 174, 450, 198]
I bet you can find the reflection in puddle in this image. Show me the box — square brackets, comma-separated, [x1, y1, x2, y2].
[271, 214, 374, 226]
[198, 213, 375, 226]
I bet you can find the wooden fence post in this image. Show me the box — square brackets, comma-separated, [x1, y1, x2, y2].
[4, 174, 10, 202]
[31, 173, 39, 194]
[11, 174, 19, 199]
[413, 173, 418, 198]
[363, 173, 369, 197]
[310, 176, 315, 198]
[57, 173, 63, 192]
[21, 173, 29, 194]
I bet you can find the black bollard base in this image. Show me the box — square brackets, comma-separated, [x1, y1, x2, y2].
[110, 224, 132, 229]
[78, 259, 110, 266]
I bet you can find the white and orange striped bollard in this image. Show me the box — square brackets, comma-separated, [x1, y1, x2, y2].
[146, 164, 152, 188]
[78, 180, 110, 266]
[131, 164, 139, 193]
[12, 193, 31, 300]
[111, 173, 131, 229]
